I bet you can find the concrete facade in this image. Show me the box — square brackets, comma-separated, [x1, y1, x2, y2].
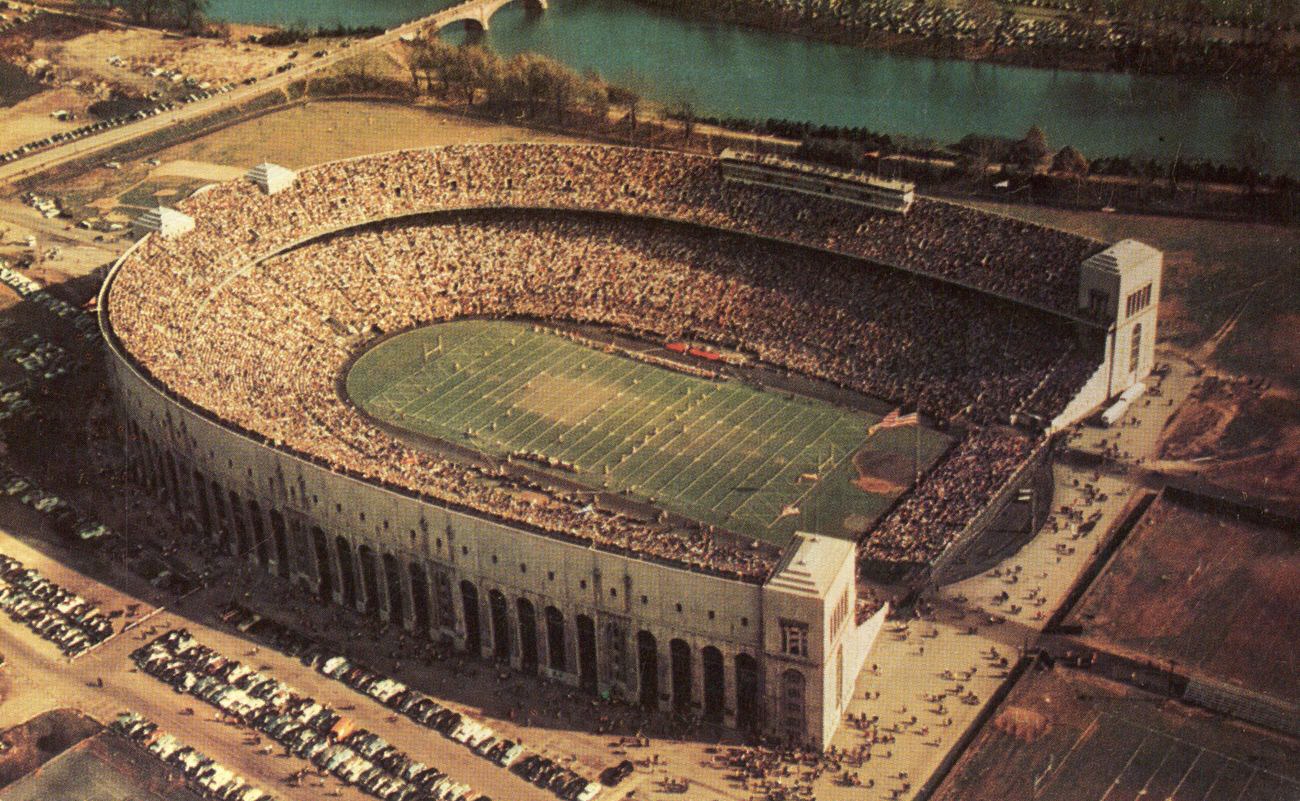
[1078, 239, 1163, 398]
[105, 305, 876, 747]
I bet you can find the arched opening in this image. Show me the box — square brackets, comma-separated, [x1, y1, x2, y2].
[311, 527, 332, 600]
[701, 646, 725, 723]
[270, 510, 289, 576]
[164, 451, 183, 506]
[460, 18, 486, 42]
[669, 639, 693, 714]
[637, 630, 659, 709]
[576, 615, 597, 693]
[211, 481, 229, 550]
[1129, 322, 1143, 374]
[409, 562, 431, 633]
[488, 590, 511, 661]
[248, 499, 269, 565]
[517, 598, 538, 675]
[460, 581, 481, 655]
[335, 537, 356, 609]
[545, 606, 566, 672]
[138, 433, 155, 489]
[781, 668, 806, 743]
[383, 553, 405, 625]
[735, 653, 759, 732]
[229, 491, 250, 557]
[193, 471, 212, 533]
[358, 545, 379, 616]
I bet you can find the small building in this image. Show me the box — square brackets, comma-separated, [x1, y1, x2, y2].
[761, 532, 887, 747]
[719, 148, 915, 214]
[133, 207, 195, 240]
[245, 163, 297, 195]
[1077, 239, 1162, 397]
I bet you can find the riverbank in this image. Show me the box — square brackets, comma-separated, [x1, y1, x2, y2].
[628, 0, 1300, 77]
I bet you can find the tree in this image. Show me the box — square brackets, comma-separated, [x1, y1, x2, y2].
[443, 45, 495, 106]
[411, 38, 456, 95]
[608, 85, 641, 133]
[1051, 145, 1089, 177]
[672, 100, 696, 143]
[1233, 131, 1272, 194]
[177, 0, 208, 30]
[1012, 125, 1050, 168]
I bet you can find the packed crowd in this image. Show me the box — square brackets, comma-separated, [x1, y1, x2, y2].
[108, 145, 1102, 577]
[862, 428, 1037, 563]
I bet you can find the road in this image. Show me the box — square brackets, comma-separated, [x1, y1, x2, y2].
[0, 525, 560, 801]
[0, 0, 490, 189]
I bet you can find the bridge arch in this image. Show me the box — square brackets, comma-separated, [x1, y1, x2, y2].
[435, 0, 546, 34]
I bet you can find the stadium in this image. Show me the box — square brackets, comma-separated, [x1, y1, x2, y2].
[98, 144, 1161, 748]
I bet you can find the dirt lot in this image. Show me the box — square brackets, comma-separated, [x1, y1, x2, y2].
[0, 6, 292, 152]
[1156, 375, 1300, 503]
[0, 708, 101, 789]
[1066, 492, 1300, 704]
[932, 667, 1300, 801]
[960, 201, 1300, 391]
[42, 100, 583, 224]
[960, 201, 1300, 504]
[0, 729, 204, 801]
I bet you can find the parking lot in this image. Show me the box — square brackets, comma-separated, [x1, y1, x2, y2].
[129, 625, 607, 801]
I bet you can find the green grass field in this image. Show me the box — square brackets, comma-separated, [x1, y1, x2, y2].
[346, 320, 951, 545]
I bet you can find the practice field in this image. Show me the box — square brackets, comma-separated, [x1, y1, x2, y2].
[1066, 492, 1300, 704]
[932, 668, 1300, 801]
[347, 320, 950, 545]
[0, 730, 203, 801]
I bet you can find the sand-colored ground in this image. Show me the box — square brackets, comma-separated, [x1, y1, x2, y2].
[960, 200, 1300, 391]
[1068, 493, 1300, 703]
[38, 27, 289, 89]
[932, 667, 1300, 801]
[154, 99, 585, 169]
[148, 159, 243, 181]
[31, 100, 585, 234]
[0, 86, 90, 153]
[1156, 377, 1300, 503]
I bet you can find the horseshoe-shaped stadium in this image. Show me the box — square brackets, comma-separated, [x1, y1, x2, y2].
[100, 144, 1161, 746]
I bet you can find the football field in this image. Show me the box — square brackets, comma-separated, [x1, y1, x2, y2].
[346, 319, 950, 545]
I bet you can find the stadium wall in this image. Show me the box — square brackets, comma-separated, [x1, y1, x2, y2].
[101, 249, 873, 747]
[927, 435, 1056, 585]
[1049, 359, 1110, 431]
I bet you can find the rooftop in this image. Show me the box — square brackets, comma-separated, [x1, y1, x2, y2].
[766, 532, 855, 597]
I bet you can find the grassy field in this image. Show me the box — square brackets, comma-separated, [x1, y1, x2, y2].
[933, 668, 1300, 801]
[347, 320, 950, 545]
[1066, 493, 1300, 704]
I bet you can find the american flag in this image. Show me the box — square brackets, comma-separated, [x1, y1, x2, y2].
[870, 407, 919, 434]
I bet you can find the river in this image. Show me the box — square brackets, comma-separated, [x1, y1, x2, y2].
[209, 0, 1299, 173]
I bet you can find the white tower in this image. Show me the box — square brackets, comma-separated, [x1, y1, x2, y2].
[1078, 239, 1162, 398]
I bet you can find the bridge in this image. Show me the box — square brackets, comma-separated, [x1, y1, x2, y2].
[0, 0, 547, 186]
[427, 0, 547, 33]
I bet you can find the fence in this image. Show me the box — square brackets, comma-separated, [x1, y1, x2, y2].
[1183, 676, 1300, 738]
[928, 434, 1057, 584]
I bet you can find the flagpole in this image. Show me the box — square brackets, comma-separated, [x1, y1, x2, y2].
[914, 412, 920, 483]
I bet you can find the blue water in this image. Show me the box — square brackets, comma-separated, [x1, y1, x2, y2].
[210, 0, 1300, 172]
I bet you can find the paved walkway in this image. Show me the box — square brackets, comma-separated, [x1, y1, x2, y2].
[802, 350, 1200, 801]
